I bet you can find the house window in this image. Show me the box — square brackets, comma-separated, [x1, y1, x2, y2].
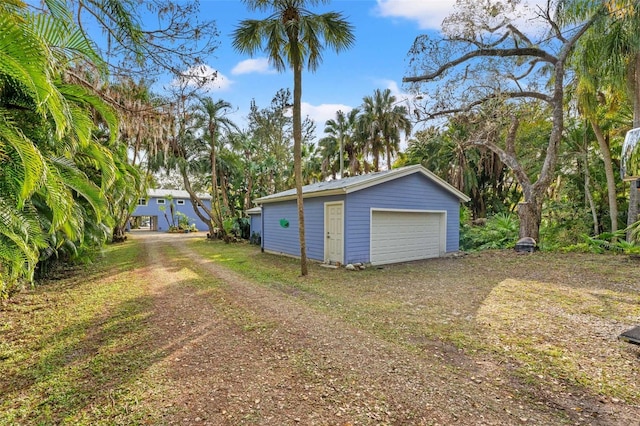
[177, 199, 185, 205]
[137, 198, 147, 206]
[157, 198, 166, 205]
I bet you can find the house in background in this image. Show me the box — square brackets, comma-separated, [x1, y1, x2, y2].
[130, 189, 212, 232]
[247, 206, 262, 243]
[250, 165, 470, 266]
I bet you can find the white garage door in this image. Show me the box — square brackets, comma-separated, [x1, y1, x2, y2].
[370, 210, 444, 265]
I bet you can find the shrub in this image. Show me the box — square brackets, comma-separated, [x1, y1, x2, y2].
[461, 212, 519, 251]
[562, 229, 640, 254]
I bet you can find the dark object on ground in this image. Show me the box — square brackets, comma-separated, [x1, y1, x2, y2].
[618, 326, 640, 345]
[112, 235, 128, 243]
[515, 237, 536, 253]
[249, 232, 261, 245]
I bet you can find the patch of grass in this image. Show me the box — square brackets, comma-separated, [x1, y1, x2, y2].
[477, 279, 640, 401]
[157, 243, 282, 338]
[189, 240, 640, 403]
[0, 241, 166, 425]
[187, 239, 486, 351]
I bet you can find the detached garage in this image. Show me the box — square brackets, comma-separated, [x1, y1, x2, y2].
[252, 165, 470, 266]
[370, 210, 445, 265]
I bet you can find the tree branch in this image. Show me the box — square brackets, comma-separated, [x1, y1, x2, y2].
[450, 30, 511, 49]
[471, 135, 532, 198]
[403, 47, 557, 83]
[420, 91, 552, 120]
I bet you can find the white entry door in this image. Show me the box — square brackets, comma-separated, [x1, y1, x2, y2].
[324, 202, 344, 264]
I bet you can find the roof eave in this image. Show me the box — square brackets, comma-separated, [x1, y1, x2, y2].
[342, 165, 470, 202]
[420, 169, 471, 202]
[255, 188, 346, 204]
[254, 165, 470, 205]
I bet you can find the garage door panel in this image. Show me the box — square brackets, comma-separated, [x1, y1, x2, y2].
[370, 211, 443, 265]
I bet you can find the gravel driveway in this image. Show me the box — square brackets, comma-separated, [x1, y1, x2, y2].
[130, 231, 640, 425]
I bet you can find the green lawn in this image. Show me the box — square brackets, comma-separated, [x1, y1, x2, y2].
[0, 243, 165, 425]
[189, 239, 640, 402]
[2, 237, 639, 425]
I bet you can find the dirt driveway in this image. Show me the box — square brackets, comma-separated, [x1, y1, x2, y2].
[128, 231, 640, 425]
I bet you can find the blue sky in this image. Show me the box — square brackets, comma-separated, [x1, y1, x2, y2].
[162, 0, 459, 137]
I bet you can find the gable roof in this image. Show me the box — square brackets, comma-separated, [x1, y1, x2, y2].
[147, 189, 212, 200]
[254, 165, 470, 204]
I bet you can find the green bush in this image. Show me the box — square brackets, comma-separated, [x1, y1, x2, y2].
[175, 211, 193, 230]
[461, 211, 519, 251]
[562, 229, 640, 254]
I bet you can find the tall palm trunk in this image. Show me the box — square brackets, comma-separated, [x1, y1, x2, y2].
[582, 154, 599, 235]
[221, 174, 232, 216]
[182, 170, 215, 237]
[590, 120, 618, 233]
[293, 56, 308, 275]
[245, 172, 253, 211]
[233, 0, 354, 273]
[628, 53, 640, 241]
[208, 123, 224, 235]
[372, 143, 380, 172]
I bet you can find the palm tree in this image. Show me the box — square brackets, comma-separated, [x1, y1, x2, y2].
[227, 131, 258, 212]
[108, 143, 145, 242]
[568, 0, 640, 239]
[321, 109, 359, 178]
[0, 11, 58, 255]
[0, 5, 121, 293]
[572, 80, 623, 234]
[361, 89, 412, 171]
[318, 133, 340, 179]
[382, 103, 412, 170]
[233, 0, 354, 275]
[191, 97, 239, 234]
[301, 141, 323, 184]
[360, 91, 386, 172]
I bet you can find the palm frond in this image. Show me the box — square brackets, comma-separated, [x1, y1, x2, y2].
[58, 83, 119, 144]
[40, 160, 74, 232]
[0, 112, 46, 203]
[0, 12, 71, 139]
[29, 12, 105, 73]
[49, 156, 106, 222]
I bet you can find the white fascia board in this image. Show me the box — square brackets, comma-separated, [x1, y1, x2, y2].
[344, 165, 471, 202]
[255, 165, 470, 204]
[255, 188, 346, 204]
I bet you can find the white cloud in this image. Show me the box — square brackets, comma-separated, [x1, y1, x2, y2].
[175, 65, 233, 92]
[232, 58, 276, 75]
[302, 102, 353, 127]
[379, 79, 403, 98]
[375, 0, 454, 30]
[375, 0, 550, 31]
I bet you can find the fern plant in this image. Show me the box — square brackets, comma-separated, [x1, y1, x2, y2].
[564, 228, 640, 254]
[461, 212, 519, 251]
